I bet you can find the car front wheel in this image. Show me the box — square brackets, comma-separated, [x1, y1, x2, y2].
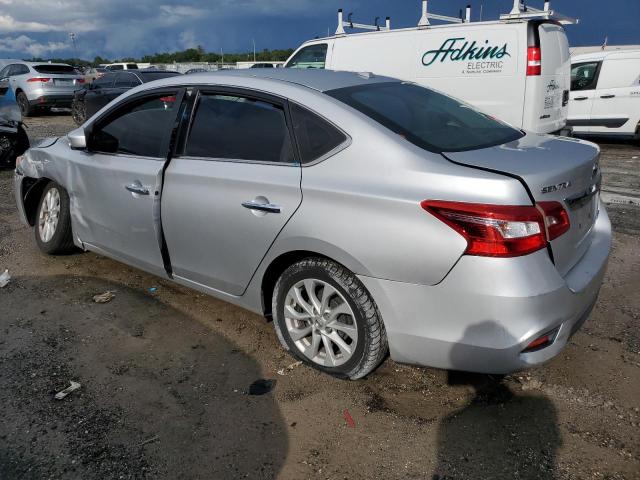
[35, 181, 75, 254]
[272, 257, 388, 379]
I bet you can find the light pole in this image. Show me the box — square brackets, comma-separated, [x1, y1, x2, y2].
[252, 38, 256, 62]
[69, 32, 77, 62]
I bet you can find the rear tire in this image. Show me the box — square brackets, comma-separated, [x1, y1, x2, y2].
[272, 257, 388, 380]
[71, 99, 86, 125]
[34, 182, 76, 255]
[16, 91, 34, 117]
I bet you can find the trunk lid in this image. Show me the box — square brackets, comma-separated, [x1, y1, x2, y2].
[445, 133, 601, 276]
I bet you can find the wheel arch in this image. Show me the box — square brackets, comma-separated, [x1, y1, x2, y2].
[21, 176, 52, 226]
[258, 241, 372, 318]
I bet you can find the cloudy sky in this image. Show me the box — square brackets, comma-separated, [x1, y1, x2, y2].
[0, 0, 638, 60]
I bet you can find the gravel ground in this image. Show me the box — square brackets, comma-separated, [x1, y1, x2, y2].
[0, 114, 638, 479]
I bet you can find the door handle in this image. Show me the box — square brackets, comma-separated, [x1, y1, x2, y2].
[242, 200, 281, 214]
[600, 94, 615, 99]
[573, 96, 588, 101]
[125, 183, 149, 195]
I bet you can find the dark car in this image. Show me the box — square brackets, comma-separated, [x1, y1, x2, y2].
[71, 70, 181, 125]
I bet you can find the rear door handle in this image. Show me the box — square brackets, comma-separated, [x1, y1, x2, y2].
[125, 182, 149, 195]
[242, 200, 281, 214]
[600, 94, 615, 99]
[573, 96, 588, 101]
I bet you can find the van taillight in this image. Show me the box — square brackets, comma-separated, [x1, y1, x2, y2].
[527, 46, 541, 76]
[421, 200, 570, 258]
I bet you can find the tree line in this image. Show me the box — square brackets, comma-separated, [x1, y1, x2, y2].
[28, 46, 295, 67]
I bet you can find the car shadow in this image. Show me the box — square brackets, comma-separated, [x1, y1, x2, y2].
[432, 321, 561, 479]
[0, 275, 288, 480]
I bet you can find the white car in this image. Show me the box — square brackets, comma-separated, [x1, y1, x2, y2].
[568, 49, 640, 140]
[285, 1, 575, 135]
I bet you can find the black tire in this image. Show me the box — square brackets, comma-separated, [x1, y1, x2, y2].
[34, 182, 76, 255]
[71, 98, 86, 125]
[272, 257, 388, 380]
[16, 91, 34, 117]
[0, 127, 28, 169]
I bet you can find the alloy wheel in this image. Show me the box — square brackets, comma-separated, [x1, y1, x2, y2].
[38, 188, 61, 243]
[284, 278, 358, 367]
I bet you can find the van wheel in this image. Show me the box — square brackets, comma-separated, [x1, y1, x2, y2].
[272, 257, 388, 380]
[16, 91, 34, 117]
[71, 99, 86, 125]
[35, 182, 75, 255]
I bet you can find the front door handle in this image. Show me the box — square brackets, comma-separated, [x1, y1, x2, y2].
[573, 96, 588, 101]
[600, 94, 615, 99]
[125, 182, 149, 195]
[242, 200, 281, 214]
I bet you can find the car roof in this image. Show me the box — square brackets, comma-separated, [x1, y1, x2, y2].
[571, 49, 640, 63]
[160, 69, 397, 93]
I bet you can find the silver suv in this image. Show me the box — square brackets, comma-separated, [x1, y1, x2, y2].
[0, 61, 84, 116]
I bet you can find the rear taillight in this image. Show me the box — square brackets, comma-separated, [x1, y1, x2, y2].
[538, 201, 570, 240]
[76, 78, 85, 84]
[526, 46, 541, 76]
[27, 77, 51, 83]
[421, 200, 570, 258]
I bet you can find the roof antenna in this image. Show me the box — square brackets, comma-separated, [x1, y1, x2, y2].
[374, 16, 380, 31]
[335, 9, 346, 35]
[386, 16, 391, 30]
[347, 12, 354, 28]
[465, 4, 471, 22]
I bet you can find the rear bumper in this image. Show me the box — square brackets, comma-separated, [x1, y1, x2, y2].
[359, 203, 612, 374]
[28, 94, 73, 108]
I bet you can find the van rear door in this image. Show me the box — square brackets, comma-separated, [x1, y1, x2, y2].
[522, 22, 570, 133]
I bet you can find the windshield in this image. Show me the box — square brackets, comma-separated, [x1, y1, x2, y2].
[326, 82, 523, 153]
[33, 65, 75, 74]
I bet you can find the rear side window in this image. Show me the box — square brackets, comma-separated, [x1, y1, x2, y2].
[139, 72, 181, 82]
[185, 94, 294, 163]
[93, 74, 116, 88]
[290, 103, 347, 164]
[11, 64, 30, 75]
[595, 58, 640, 89]
[571, 62, 600, 91]
[114, 73, 141, 88]
[327, 82, 523, 153]
[108, 65, 124, 71]
[126, 64, 139, 70]
[286, 44, 328, 69]
[91, 93, 179, 157]
[33, 65, 75, 74]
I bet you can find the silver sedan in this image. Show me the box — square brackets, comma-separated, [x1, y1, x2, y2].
[14, 70, 611, 379]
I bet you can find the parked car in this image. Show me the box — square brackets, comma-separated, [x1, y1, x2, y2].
[71, 70, 181, 125]
[0, 82, 29, 168]
[84, 67, 108, 83]
[14, 69, 611, 379]
[0, 61, 85, 116]
[105, 63, 139, 71]
[568, 49, 640, 140]
[285, 1, 575, 135]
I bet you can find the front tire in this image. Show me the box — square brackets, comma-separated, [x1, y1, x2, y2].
[71, 98, 86, 125]
[35, 182, 75, 255]
[272, 257, 388, 380]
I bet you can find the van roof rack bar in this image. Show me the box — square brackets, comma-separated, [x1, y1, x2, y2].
[335, 9, 391, 35]
[500, 0, 578, 25]
[418, 0, 463, 28]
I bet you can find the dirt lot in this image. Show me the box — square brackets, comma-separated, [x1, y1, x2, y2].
[1, 114, 639, 479]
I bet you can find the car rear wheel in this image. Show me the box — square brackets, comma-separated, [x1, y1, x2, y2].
[272, 257, 388, 379]
[35, 182, 75, 255]
[16, 91, 34, 117]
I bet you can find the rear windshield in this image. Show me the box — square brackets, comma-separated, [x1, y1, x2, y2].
[326, 82, 523, 153]
[126, 64, 139, 70]
[33, 65, 75, 74]
[139, 71, 181, 83]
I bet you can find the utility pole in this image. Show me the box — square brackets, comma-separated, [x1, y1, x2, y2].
[252, 38, 256, 62]
[69, 32, 77, 62]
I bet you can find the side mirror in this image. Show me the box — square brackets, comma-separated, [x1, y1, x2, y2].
[68, 128, 87, 149]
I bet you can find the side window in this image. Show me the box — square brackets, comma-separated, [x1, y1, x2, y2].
[286, 44, 328, 69]
[185, 93, 294, 163]
[290, 103, 347, 164]
[0, 66, 10, 79]
[596, 58, 640, 89]
[93, 74, 115, 89]
[114, 73, 141, 88]
[571, 62, 600, 91]
[90, 93, 179, 157]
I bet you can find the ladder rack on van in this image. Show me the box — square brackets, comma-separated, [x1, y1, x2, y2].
[499, 0, 578, 25]
[335, 10, 391, 35]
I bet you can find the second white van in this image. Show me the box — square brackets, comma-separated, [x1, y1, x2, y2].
[285, 1, 575, 135]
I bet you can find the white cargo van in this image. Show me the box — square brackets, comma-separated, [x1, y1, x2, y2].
[285, 1, 576, 134]
[568, 49, 640, 140]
